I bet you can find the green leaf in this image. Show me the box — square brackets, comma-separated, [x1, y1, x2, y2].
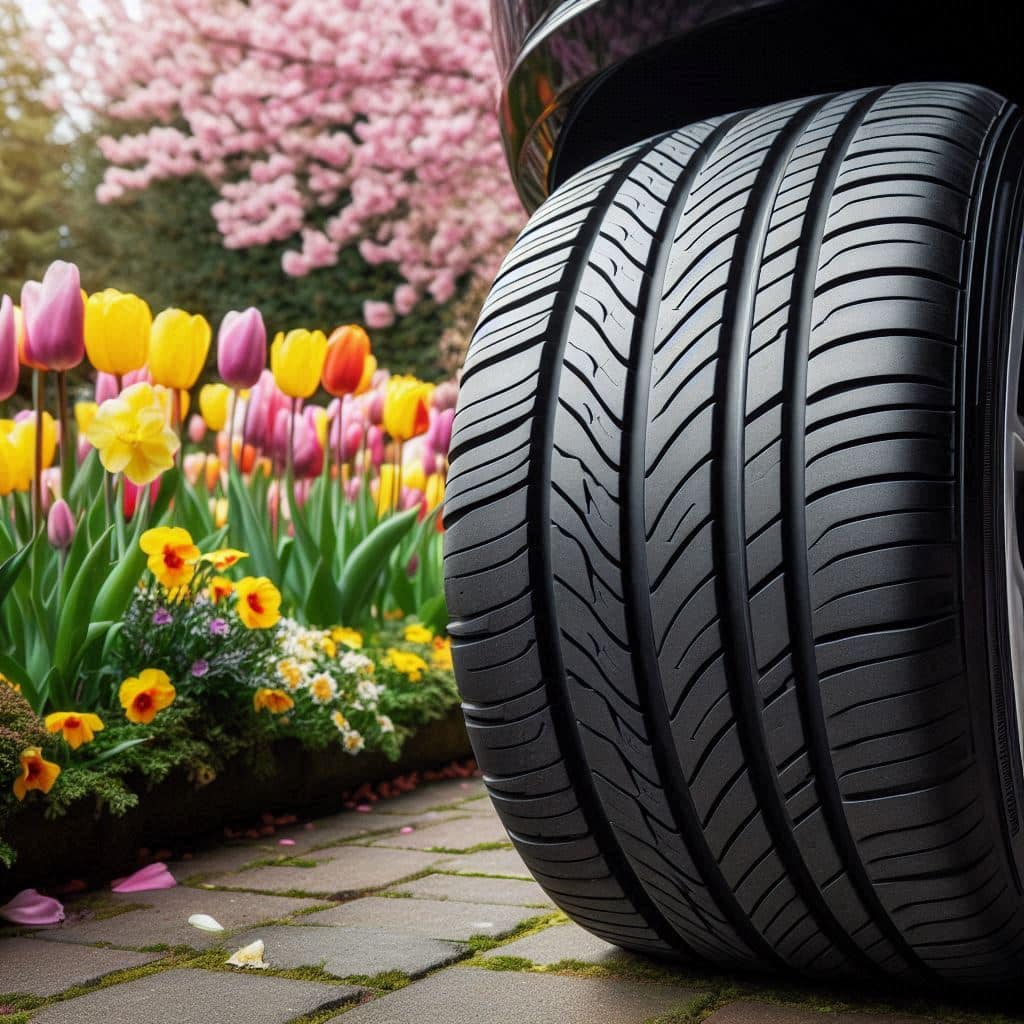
[53, 526, 113, 682]
[0, 537, 33, 612]
[92, 510, 148, 625]
[338, 506, 419, 625]
[0, 653, 38, 709]
[304, 557, 343, 627]
[418, 593, 449, 635]
[229, 465, 278, 578]
[89, 737, 151, 764]
[68, 449, 104, 507]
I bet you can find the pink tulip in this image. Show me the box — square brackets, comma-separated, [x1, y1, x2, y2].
[111, 862, 177, 893]
[21, 261, 84, 371]
[187, 414, 206, 444]
[122, 367, 152, 388]
[217, 307, 266, 389]
[432, 379, 458, 411]
[41, 468, 60, 516]
[77, 435, 91, 462]
[367, 425, 385, 468]
[330, 414, 364, 461]
[245, 369, 289, 452]
[95, 371, 119, 403]
[47, 499, 75, 550]
[0, 295, 18, 401]
[366, 390, 384, 426]
[0, 888, 65, 926]
[294, 406, 324, 478]
[426, 408, 454, 458]
[345, 477, 361, 501]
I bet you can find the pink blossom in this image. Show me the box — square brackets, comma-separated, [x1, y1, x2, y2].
[0, 889, 65, 926]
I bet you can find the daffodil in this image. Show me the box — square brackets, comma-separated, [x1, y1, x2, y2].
[74, 400, 98, 437]
[403, 624, 433, 645]
[85, 382, 180, 485]
[236, 577, 282, 629]
[209, 576, 235, 603]
[44, 711, 105, 750]
[270, 328, 328, 399]
[383, 375, 433, 442]
[253, 688, 294, 714]
[141, 527, 200, 590]
[385, 648, 428, 682]
[119, 668, 176, 724]
[201, 548, 248, 571]
[149, 308, 211, 390]
[85, 288, 152, 375]
[12, 747, 61, 800]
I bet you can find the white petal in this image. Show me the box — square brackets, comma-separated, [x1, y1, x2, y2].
[188, 913, 225, 932]
[227, 939, 269, 969]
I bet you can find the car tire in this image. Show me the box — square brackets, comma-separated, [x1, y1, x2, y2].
[444, 82, 1024, 981]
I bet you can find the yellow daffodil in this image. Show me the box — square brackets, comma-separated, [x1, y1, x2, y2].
[385, 648, 428, 682]
[236, 577, 282, 629]
[331, 627, 362, 649]
[209, 576, 235, 603]
[403, 624, 433, 645]
[12, 747, 61, 800]
[199, 383, 231, 432]
[140, 527, 200, 590]
[74, 401, 98, 437]
[44, 711, 104, 750]
[85, 382, 180, 485]
[253, 688, 294, 714]
[202, 548, 247, 571]
[149, 308, 211, 390]
[84, 289, 152, 375]
[119, 668, 176, 724]
[383, 375, 433, 442]
[270, 328, 328, 399]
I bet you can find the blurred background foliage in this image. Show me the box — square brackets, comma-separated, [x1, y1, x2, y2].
[0, 0, 468, 383]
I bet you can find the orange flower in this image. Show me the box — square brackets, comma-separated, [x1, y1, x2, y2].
[209, 576, 235, 603]
[12, 747, 61, 800]
[201, 548, 248, 571]
[140, 527, 200, 590]
[119, 669, 176, 724]
[235, 577, 281, 629]
[321, 325, 371, 397]
[253, 688, 294, 714]
[44, 711, 104, 750]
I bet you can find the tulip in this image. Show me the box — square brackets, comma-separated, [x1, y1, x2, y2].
[84, 288, 151, 376]
[187, 414, 206, 444]
[322, 325, 371, 397]
[149, 308, 211, 391]
[17, 286, 44, 371]
[271, 328, 328, 399]
[0, 295, 18, 401]
[383, 375, 433, 443]
[95, 372, 119, 404]
[432, 379, 459, 411]
[217, 307, 266, 389]
[294, 407, 325, 478]
[366, 425, 385, 468]
[331, 416, 364, 462]
[20, 262, 84, 371]
[365, 388, 384, 426]
[47, 499, 75, 550]
[425, 408, 454, 462]
[199, 383, 230, 432]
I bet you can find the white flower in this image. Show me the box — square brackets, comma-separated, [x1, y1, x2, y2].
[343, 730, 365, 753]
[376, 714, 394, 734]
[357, 679, 380, 705]
[339, 651, 373, 675]
[331, 710, 348, 732]
[307, 672, 338, 705]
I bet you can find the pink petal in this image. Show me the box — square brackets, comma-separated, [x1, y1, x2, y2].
[0, 889, 65, 926]
[111, 862, 177, 893]
[278, 839, 296, 847]
[399, 827, 414, 835]
[356, 803, 372, 813]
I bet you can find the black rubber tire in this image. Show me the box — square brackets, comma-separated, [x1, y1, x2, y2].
[444, 82, 1024, 982]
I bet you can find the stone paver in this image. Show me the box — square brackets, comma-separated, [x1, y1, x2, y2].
[0, 939, 162, 997]
[341, 966, 700, 1024]
[176, 841, 282, 880]
[391, 872, 552, 907]
[441, 847, 532, 878]
[215, 846, 447, 895]
[32, 887, 324, 949]
[304, 895, 539, 940]
[226, 924, 464, 978]
[28, 968, 361, 1024]
[372, 814, 510, 851]
[372, 778, 486, 815]
[480, 921, 624, 966]
[704, 1005, 936, 1024]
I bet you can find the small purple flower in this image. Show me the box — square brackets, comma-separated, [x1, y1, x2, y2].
[209, 618, 229, 636]
[191, 659, 209, 678]
[152, 608, 172, 626]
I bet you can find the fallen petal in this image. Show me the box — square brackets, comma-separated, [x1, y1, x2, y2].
[0, 889, 65, 927]
[278, 838, 296, 846]
[227, 938, 269, 969]
[399, 827, 414, 835]
[188, 913, 225, 932]
[112, 862, 177, 893]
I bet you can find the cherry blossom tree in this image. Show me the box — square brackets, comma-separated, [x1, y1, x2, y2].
[35, 0, 525, 322]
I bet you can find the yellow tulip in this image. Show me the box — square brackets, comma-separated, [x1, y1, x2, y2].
[149, 308, 211, 390]
[270, 329, 328, 399]
[425, 472, 445, 514]
[0, 431, 19, 496]
[85, 382, 180, 485]
[376, 463, 399, 517]
[383, 375, 433, 442]
[84, 289, 152, 376]
[199, 383, 231, 432]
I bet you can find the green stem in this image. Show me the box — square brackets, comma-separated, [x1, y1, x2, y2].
[57, 371, 74, 498]
[31, 370, 45, 533]
[114, 475, 127, 557]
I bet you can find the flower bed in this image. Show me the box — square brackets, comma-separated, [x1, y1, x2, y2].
[0, 261, 462, 890]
